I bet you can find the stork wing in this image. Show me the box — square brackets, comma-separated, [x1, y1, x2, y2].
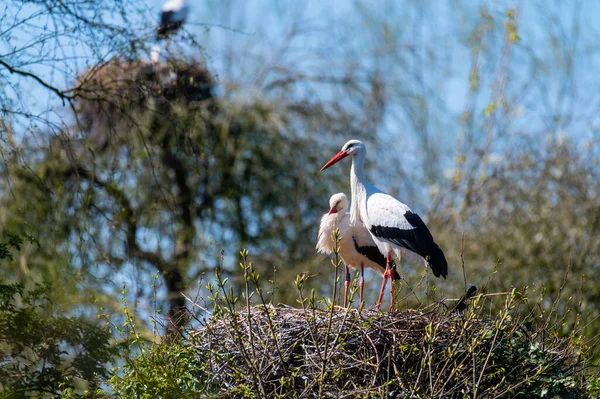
[350, 219, 378, 247]
[365, 192, 414, 230]
[370, 212, 432, 254]
[352, 237, 399, 280]
[160, 10, 175, 26]
[366, 193, 447, 278]
[352, 237, 385, 268]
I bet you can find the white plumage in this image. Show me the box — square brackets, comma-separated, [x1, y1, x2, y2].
[363, 193, 421, 260]
[317, 193, 395, 307]
[316, 193, 385, 274]
[162, 0, 186, 12]
[321, 139, 448, 310]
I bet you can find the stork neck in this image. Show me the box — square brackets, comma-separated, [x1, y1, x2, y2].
[350, 151, 368, 224]
[350, 150, 368, 187]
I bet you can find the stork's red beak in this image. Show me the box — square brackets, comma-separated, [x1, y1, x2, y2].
[328, 207, 338, 215]
[320, 150, 349, 171]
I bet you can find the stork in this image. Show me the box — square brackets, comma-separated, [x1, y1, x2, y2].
[317, 193, 399, 308]
[156, 0, 189, 40]
[320, 139, 448, 311]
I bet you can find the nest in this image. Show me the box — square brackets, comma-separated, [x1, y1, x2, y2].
[187, 304, 591, 398]
[191, 305, 450, 397]
[73, 57, 214, 136]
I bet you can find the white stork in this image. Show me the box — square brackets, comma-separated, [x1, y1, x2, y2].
[320, 139, 448, 311]
[317, 193, 399, 308]
[156, 0, 189, 40]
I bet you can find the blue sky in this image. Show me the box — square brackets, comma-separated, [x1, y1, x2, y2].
[4, 0, 600, 148]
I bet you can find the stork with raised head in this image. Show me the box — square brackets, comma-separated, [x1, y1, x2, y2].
[156, 0, 189, 40]
[320, 140, 448, 311]
[317, 193, 399, 308]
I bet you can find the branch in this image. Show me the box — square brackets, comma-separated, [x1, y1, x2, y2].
[0, 59, 74, 104]
[151, 106, 197, 265]
[62, 164, 174, 273]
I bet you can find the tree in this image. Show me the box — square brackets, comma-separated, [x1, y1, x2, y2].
[1, 8, 385, 331]
[0, 235, 115, 397]
[2, 0, 600, 341]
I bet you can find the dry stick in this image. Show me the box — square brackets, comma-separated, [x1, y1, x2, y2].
[399, 274, 424, 307]
[473, 293, 514, 399]
[543, 264, 570, 332]
[251, 268, 290, 377]
[364, 332, 381, 387]
[411, 356, 425, 397]
[182, 293, 212, 316]
[296, 278, 324, 364]
[214, 266, 265, 398]
[272, 262, 277, 304]
[385, 348, 392, 397]
[435, 298, 485, 395]
[428, 339, 435, 395]
[241, 250, 260, 384]
[461, 229, 468, 293]
[318, 230, 342, 398]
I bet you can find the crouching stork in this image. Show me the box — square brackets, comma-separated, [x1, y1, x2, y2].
[317, 193, 399, 308]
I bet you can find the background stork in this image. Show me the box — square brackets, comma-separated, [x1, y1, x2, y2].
[156, 0, 189, 40]
[320, 139, 448, 311]
[317, 193, 399, 308]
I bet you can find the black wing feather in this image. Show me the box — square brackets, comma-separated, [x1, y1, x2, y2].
[352, 238, 385, 268]
[157, 11, 183, 39]
[370, 211, 448, 279]
[352, 237, 400, 281]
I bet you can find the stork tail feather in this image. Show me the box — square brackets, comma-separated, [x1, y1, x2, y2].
[427, 243, 448, 279]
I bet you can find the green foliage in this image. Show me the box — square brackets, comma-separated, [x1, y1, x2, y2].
[453, 136, 600, 342]
[108, 340, 213, 398]
[2, 3, 600, 397]
[0, 233, 38, 261]
[0, 55, 360, 326]
[108, 250, 600, 398]
[101, 283, 217, 397]
[0, 235, 116, 398]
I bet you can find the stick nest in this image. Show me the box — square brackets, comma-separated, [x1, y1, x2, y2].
[188, 304, 591, 398]
[73, 57, 213, 131]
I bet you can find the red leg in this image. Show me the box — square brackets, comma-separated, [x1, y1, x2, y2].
[360, 263, 365, 307]
[376, 263, 392, 310]
[376, 273, 388, 310]
[344, 263, 350, 308]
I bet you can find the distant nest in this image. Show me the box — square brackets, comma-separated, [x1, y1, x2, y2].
[73, 57, 214, 131]
[188, 304, 590, 398]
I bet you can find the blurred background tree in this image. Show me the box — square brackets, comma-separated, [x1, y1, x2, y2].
[1, 0, 600, 341]
[0, 235, 116, 397]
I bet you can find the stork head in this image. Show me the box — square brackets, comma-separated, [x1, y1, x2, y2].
[327, 193, 348, 215]
[320, 139, 365, 171]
